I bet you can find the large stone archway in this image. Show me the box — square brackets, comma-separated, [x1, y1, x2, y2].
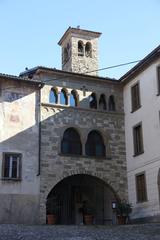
[40, 169, 127, 224]
[43, 173, 120, 225]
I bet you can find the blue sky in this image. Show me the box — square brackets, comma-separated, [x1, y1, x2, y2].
[0, 0, 159, 79]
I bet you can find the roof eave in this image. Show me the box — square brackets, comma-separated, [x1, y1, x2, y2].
[120, 45, 160, 84]
[58, 27, 102, 46]
[0, 73, 43, 87]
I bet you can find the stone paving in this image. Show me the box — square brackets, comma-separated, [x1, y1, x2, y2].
[0, 224, 160, 240]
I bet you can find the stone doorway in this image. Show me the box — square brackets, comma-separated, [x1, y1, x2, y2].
[46, 174, 117, 225]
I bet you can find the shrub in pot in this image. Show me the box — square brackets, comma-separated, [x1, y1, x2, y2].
[79, 201, 94, 225]
[116, 200, 132, 224]
[46, 197, 59, 225]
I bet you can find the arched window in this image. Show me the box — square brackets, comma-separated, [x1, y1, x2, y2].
[49, 88, 58, 104]
[108, 95, 116, 111]
[89, 93, 97, 109]
[78, 41, 84, 56]
[61, 128, 82, 155]
[70, 90, 78, 107]
[99, 94, 106, 110]
[85, 130, 105, 157]
[85, 42, 92, 57]
[60, 89, 68, 105]
[63, 47, 68, 63]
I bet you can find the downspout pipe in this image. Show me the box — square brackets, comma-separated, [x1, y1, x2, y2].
[37, 83, 43, 176]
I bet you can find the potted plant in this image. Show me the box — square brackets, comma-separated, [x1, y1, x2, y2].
[79, 201, 94, 225]
[116, 200, 132, 224]
[46, 197, 59, 225]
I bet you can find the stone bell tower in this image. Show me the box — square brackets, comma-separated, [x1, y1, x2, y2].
[58, 27, 101, 76]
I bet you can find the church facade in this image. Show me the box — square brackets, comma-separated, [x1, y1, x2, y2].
[0, 27, 160, 224]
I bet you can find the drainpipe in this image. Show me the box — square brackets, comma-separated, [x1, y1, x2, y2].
[37, 84, 43, 176]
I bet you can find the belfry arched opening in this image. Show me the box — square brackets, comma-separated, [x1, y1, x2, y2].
[46, 174, 118, 225]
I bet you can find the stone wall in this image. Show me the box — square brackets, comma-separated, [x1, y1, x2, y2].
[70, 36, 99, 75]
[61, 32, 99, 76]
[39, 75, 127, 223]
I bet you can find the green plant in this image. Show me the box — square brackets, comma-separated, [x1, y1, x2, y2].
[46, 197, 59, 215]
[116, 200, 132, 217]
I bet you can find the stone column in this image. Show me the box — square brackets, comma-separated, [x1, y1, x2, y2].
[58, 91, 61, 105]
[67, 93, 70, 106]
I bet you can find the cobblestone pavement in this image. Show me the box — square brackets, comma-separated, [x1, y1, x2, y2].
[0, 224, 160, 240]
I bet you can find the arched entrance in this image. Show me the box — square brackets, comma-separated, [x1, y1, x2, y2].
[46, 174, 118, 225]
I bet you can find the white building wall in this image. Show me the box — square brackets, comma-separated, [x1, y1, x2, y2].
[123, 58, 160, 220]
[0, 79, 40, 223]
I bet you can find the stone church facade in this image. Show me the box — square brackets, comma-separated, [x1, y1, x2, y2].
[0, 27, 159, 224]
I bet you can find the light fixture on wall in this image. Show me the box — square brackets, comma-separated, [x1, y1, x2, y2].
[112, 201, 116, 209]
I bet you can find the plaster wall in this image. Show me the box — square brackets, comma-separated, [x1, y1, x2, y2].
[0, 79, 40, 223]
[123, 58, 160, 219]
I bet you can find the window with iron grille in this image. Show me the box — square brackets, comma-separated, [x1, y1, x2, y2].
[2, 153, 21, 180]
[131, 82, 141, 112]
[133, 123, 144, 156]
[136, 173, 147, 203]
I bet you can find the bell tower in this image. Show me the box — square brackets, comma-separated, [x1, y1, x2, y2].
[58, 27, 101, 76]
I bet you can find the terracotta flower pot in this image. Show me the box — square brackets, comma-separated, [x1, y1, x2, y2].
[47, 214, 57, 225]
[84, 214, 94, 225]
[117, 216, 127, 225]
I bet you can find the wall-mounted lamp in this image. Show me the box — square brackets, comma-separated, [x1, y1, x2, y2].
[112, 201, 116, 209]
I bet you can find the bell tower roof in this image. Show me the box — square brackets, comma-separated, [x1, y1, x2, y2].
[58, 27, 101, 46]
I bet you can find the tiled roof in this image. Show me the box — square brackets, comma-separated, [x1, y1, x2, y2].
[58, 27, 102, 45]
[0, 72, 42, 85]
[20, 66, 118, 83]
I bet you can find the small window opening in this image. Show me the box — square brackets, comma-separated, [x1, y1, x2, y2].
[70, 90, 78, 107]
[60, 89, 68, 105]
[49, 88, 58, 104]
[78, 41, 84, 56]
[85, 42, 92, 57]
[108, 95, 115, 111]
[99, 94, 106, 110]
[89, 93, 97, 109]
[63, 47, 69, 63]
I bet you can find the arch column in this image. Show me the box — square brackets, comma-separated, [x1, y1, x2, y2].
[67, 93, 70, 106]
[58, 91, 61, 104]
[81, 131, 88, 156]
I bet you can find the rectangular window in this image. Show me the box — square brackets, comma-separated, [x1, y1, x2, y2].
[157, 66, 160, 95]
[136, 173, 147, 203]
[133, 123, 144, 156]
[131, 82, 141, 112]
[2, 153, 21, 180]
